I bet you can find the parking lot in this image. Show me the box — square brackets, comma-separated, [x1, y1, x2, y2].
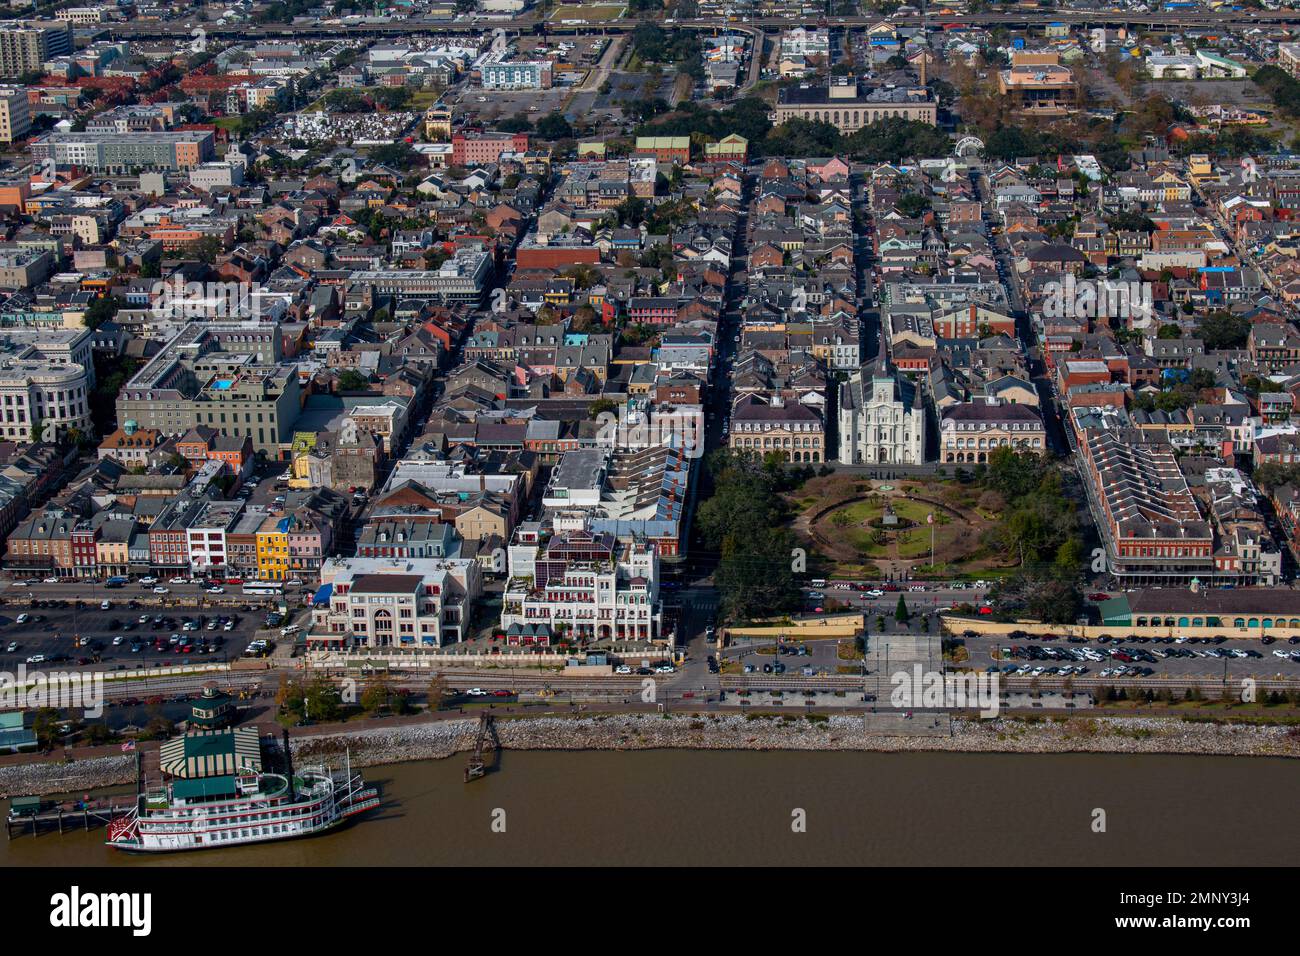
[956, 631, 1300, 683]
[452, 85, 572, 124]
[0, 603, 297, 673]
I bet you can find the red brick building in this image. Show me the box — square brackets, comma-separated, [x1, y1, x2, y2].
[451, 132, 529, 167]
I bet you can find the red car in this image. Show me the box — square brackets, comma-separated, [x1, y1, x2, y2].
[492, 689, 512, 697]
[978, 606, 993, 616]
[1088, 592, 1110, 602]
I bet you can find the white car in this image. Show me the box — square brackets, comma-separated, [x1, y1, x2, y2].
[153, 586, 170, 594]
[287, 578, 303, 587]
[139, 576, 158, 585]
[15, 613, 28, 624]
[466, 688, 488, 697]
[223, 621, 235, 631]
[654, 665, 675, 674]
[278, 472, 290, 481]
[1273, 649, 1290, 659]
[1100, 668, 1113, 678]
[169, 577, 187, 585]
[112, 636, 124, 646]
[25, 653, 46, 665]
[100, 600, 111, 610]
[615, 664, 632, 674]
[42, 576, 58, 584]
[10, 580, 27, 587]
[207, 586, 225, 594]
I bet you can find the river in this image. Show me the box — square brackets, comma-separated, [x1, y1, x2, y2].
[4, 750, 1297, 866]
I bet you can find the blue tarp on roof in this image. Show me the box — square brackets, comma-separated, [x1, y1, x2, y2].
[312, 583, 333, 607]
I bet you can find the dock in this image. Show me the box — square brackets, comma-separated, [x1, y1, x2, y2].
[6, 796, 135, 839]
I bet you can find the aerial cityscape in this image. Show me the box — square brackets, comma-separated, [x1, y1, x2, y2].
[0, 0, 1296, 887]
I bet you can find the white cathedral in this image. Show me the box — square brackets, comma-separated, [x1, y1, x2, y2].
[837, 352, 926, 466]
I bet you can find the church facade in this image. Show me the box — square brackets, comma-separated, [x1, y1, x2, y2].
[837, 356, 927, 465]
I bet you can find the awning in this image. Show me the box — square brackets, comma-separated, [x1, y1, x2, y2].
[171, 775, 238, 801]
[159, 728, 262, 779]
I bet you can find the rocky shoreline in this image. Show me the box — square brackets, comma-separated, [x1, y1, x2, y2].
[0, 754, 136, 800]
[2, 714, 1296, 798]
[294, 712, 1300, 768]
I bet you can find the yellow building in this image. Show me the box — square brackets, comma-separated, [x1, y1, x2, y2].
[424, 105, 452, 141]
[255, 515, 290, 581]
[1186, 153, 1217, 187]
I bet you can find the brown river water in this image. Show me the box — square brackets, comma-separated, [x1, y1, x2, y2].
[4, 750, 1297, 866]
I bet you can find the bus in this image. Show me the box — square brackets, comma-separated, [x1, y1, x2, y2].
[242, 581, 284, 597]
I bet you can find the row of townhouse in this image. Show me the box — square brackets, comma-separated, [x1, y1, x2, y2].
[4, 489, 344, 581]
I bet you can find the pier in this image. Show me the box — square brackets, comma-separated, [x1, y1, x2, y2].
[6, 796, 135, 839]
[465, 715, 499, 782]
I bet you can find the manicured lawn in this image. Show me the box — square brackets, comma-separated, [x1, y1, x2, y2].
[821, 497, 967, 561]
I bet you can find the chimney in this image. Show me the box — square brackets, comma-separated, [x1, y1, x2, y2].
[919, 53, 927, 88]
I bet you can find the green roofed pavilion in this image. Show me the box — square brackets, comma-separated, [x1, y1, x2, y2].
[159, 727, 262, 779]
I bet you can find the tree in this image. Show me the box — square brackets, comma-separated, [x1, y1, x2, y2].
[700, 450, 801, 622]
[896, 192, 931, 218]
[303, 676, 341, 722]
[83, 294, 122, 330]
[588, 398, 618, 418]
[192, 235, 223, 264]
[1196, 310, 1251, 351]
[498, 114, 533, 133]
[535, 112, 573, 140]
[895, 594, 910, 624]
[361, 676, 393, 714]
[369, 143, 422, 171]
[427, 673, 447, 711]
[83, 722, 117, 746]
[276, 674, 305, 716]
[31, 708, 61, 750]
[337, 369, 371, 392]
